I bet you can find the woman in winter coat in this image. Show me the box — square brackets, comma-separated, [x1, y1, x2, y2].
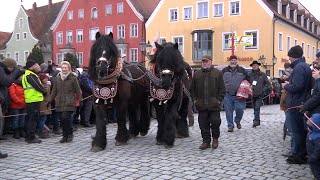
[49, 61, 82, 143]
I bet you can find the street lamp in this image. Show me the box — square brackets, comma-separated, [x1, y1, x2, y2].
[139, 39, 153, 57]
[272, 55, 277, 77]
[258, 55, 266, 65]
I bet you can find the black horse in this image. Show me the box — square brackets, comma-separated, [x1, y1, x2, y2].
[89, 32, 150, 152]
[149, 42, 189, 147]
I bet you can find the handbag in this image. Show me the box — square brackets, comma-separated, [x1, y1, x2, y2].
[236, 80, 253, 100]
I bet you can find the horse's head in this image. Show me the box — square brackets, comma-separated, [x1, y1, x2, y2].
[153, 42, 185, 89]
[89, 32, 120, 80]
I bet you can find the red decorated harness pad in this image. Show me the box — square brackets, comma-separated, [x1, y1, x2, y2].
[93, 80, 118, 100]
[150, 82, 174, 101]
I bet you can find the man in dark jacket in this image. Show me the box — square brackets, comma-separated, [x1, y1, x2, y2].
[22, 60, 47, 144]
[222, 55, 249, 132]
[0, 58, 21, 158]
[249, 60, 271, 127]
[191, 55, 226, 150]
[283, 45, 312, 164]
[79, 67, 93, 127]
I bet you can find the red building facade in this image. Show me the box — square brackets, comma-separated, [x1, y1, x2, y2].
[51, 0, 159, 67]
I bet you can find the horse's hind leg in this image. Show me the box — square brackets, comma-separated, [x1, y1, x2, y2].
[139, 96, 151, 136]
[115, 104, 130, 146]
[91, 104, 107, 152]
[176, 96, 190, 138]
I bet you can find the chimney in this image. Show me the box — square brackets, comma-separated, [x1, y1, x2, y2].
[32, 2, 37, 11]
[48, 0, 52, 9]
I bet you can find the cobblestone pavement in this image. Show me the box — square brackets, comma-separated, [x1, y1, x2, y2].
[0, 105, 314, 179]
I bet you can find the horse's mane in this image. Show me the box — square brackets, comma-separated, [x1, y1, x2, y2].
[152, 42, 186, 78]
[89, 32, 120, 80]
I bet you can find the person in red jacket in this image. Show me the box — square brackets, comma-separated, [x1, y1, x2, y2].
[8, 75, 26, 139]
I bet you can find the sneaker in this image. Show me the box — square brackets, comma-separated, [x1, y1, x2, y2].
[199, 143, 210, 150]
[228, 128, 234, 132]
[286, 156, 307, 164]
[253, 120, 260, 128]
[212, 139, 218, 149]
[236, 123, 242, 129]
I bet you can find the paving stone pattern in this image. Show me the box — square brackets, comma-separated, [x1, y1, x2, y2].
[0, 105, 314, 179]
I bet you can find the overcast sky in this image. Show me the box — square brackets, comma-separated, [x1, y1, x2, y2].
[0, 0, 319, 32]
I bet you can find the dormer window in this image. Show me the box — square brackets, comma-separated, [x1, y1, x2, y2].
[286, 4, 290, 19]
[293, 10, 297, 23]
[307, 18, 310, 30]
[312, 22, 315, 33]
[277, 0, 282, 14]
[317, 25, 320, 35]
[301, 15, 304, 27]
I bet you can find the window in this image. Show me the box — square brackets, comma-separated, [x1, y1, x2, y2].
[307, 45, 310, 58]
[302, 42, 305, 53]
[19, 18, 23, 29]
[15, 52, 19, 62]
[301, 15, 304, 27]
[173, 36, 184, 53]
[24, 51, 29, 62]
[223, 32, 235, 50]
[307, 19, 310, 30]
[117, 3, 123, 14]
[92, 8, 98, 20]
[286, 4, 290, 19]
[213, 3, 223, 17]
[277, 0, 282, 14]
[76, 29, 83, 42]
[130, 24, 138, 37]
[197, 1, 208, 19]
[230, 1, 240, 15]
[294, 39, 298, 46]
[119, 48, 127, 61]
[169, 9, 178, 22]
[312, 22, 315, 33]
[244, 31, 258, 50]
[105, 26, 113, 35]
[66, 30, 73, 43]
[6, 53, 10, 58]
[78, 9, 84, 19]
[89, 27, 99, 41]
[106, 4, 112, 15]
[129, 48, 138, 62]
[57, 32, 63, 44]
[278, 33, 283, 51]
[0, 53, 4, 60]
[16, 33, 20, 41]
[56, 53, 62, 65]
[117, 25, 125, 39]
[192, 30, 213, 61]
[183, 7, 192, 20]
[23, 32, 27, 39]
[293, 10, 297, 23]
[287, 36, 291, 52]
[76, 52, 83, 65]
[68, 11, 73, 20]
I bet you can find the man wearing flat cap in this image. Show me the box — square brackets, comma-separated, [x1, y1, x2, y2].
[222, 55, 249, 132]
[191, 55, 226, 150]
[249, 60, 271, 127]
[282, 45, 312, 164]
[22, 60, 47, 144]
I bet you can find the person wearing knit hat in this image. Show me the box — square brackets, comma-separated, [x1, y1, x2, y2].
[2, 58, 17, 69]
[287, 45, 303, 59]
[22, 60, 47, 144]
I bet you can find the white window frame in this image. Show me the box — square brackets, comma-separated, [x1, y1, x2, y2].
[57, 32, 63, 44]
[293, 9, 297, 23]
[294, 39, 298, 46]
[105, 26, 113, 35]
[312, 22, 315, 33]
[76, 29, 83, 43]
[130, 23, 138, 38]
[76, 52, 83, 65]
[129, 48, 138, 62]
[213, 2, 223, 17]
[15, 52, 19, 62]
[301, 15, 304, 27]
[183, 6, 192, 20]
[278, 32, 283, 51]
[56, 53, 62, 65]
[302, 42, 305, 53]
[24, 51, 29, 62]
[23, 32, 27, 39]
[78, 9, 84, 19]
[229, 0, 240, 16]
[286, 4, 290, 19]
[67, 11, 73, 20]
[91, 7, 98, 20]
[117, 25, 125, 39]
[222, 32, 236, 51]
[106, 4, 112, 15]
[197, 1, 209, 19]
[244, 30, 258, 50]
[117, 3, 124, 14]
[6, 52, 10, 58]
[19, 18, 23, 29]
[66, 30, 73, 43]
[16, 33, 20, 41]
[307, 44, 310, 58]
[119, 48, 127, 61]
[89, 27, 99, 41]
[277, 0, 282, 14]
[169, 8, 178, 22]
[307, 18, 310, 30]
[287, 36, 291, 52]
[172, 36, 184, 53]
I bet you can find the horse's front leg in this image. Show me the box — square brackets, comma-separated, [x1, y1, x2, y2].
[115, 103, 130, 146]
[153, 102, 165, 145]
[163, 103, 180, 148]
[91, 103, 107, 152]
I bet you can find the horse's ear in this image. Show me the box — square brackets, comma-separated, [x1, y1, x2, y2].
[95, 32, 101, 40]
[173, 42, 179, 50]
[108, 32, 114, 40]
[155, 42, 163, 50]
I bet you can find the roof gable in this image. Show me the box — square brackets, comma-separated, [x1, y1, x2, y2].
[129, 0, 160, 19]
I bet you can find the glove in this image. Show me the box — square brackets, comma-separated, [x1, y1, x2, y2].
[79, 101, 83, 109]
[47, 101, 51, 109]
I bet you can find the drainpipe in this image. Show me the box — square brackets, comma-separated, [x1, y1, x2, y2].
[272, 16, 278, 78]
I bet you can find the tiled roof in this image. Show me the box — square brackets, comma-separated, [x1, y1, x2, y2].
[130, 0, 161, 19]
[0, 32, 11, 49]
[25, 1, 64, 40]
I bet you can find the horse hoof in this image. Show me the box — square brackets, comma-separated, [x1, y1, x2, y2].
[140, 132, 148, 136]
[164, 144, 174, 148]
[176, 134, 190, 139]
[130, 134, 138, 139]
[90, 146, 104, 152]
[156, 141, 164, 145]
[115, 141, 127, 146]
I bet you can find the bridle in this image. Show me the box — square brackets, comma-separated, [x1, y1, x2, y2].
[96, 50, 115, 74]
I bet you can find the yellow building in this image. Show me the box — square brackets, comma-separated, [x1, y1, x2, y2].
[146, 0, 320, 77]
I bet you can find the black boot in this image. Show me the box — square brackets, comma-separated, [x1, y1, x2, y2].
[13, 129, 20, 139]
[66, 134, 74, 142]
[0, 151, 8, 159]
[19, 128, 26, 138]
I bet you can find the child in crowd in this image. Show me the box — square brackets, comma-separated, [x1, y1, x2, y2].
[37, 73, 51, 139]
[8, 75, 26, 139]
[306, 114, 320, 179]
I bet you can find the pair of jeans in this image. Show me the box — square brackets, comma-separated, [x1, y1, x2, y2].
[252, 97, 263, 121]
[10, 109, 26, 129]
[223, 94, 246, 129]
[198, 110, 221, 143]
[80, 98, 93, 125]
[38, 115, 47, 131]
[285, 109, 307, 158]
[57, 111, 73, 138]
